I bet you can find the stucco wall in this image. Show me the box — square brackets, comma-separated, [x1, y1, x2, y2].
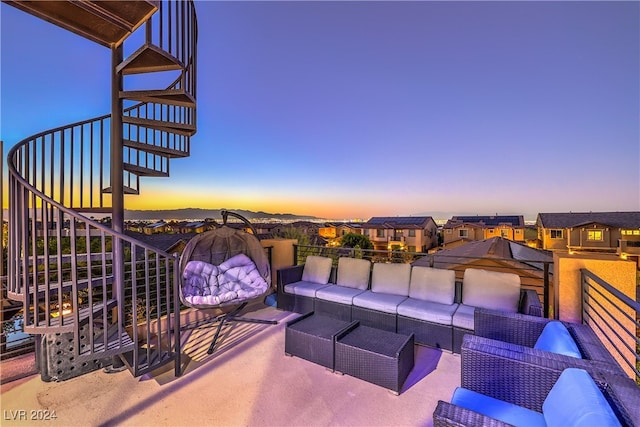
[262, 238, 296, 286]
[554, 252, 636, 377]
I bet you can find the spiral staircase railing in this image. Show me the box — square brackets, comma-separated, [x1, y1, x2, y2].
[5, 0, 197, 378]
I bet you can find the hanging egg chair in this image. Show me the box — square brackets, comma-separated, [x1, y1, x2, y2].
[179, 210, 277, 354]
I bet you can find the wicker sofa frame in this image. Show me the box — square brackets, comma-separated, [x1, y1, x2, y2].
[276, 264, 333, 314]
[434, 333, 640, 426]
[276, 262, 543, 353]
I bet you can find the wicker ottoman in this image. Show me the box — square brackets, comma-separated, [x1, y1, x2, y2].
[285, 312, 356, 371]
[335, 323, 415, 394]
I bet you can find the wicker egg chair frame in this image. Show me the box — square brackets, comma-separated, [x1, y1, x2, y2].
[179, 210, 277, 354]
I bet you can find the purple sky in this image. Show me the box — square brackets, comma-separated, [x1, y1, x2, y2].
[2, 1, 639, 220]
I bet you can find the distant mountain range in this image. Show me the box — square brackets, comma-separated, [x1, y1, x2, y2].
[124, 208, 320, 221]
[0, 208, 536, 223]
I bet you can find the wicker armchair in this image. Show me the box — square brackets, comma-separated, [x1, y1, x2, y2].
[472, 308, 624, 372]
[434, 338, 640, 426]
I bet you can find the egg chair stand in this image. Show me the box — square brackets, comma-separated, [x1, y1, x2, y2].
[179, 210, 278, 355]
[204, 301, 277, 354]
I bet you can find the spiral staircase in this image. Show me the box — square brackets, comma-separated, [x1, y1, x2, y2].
[4, 0, 197, 378]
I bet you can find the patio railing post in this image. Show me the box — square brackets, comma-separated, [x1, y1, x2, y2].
[580, 269, 586, 324]
[543, 262, 550, 318]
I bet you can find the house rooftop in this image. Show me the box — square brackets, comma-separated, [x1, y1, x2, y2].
[445, 215, 525, 228]
[537, 211, 640, 229]
[365, 216, 434, 229]
[1, 306, 460, 426]
[414, 236, 553, 271]
[126, 231, 197, 253]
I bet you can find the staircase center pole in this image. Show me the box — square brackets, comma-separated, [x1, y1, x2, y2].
[1, 139, 5, 355]
[110, 44, 126, 370]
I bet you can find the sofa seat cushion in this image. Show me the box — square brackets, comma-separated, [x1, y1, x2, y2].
[371, 263, 411, 296]
[353, 290, 408, 314]
[397, 298, 458, 325]
[451, 387, 546, 427]
[534, 321, 582, 359]
[452, 304, 475, 331]
[301, 256, 333, 285]
[315, 285, 366, 305]
[284, 280, 330, 298]
[543, 368, 621, 426]
[336, 257, 371, 290]
[462, 268, 521, 313]
[409, 266, 456, 305]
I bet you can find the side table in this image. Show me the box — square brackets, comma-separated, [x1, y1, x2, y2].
[285, 311, 357, 371]
[335, 323, 414, 394]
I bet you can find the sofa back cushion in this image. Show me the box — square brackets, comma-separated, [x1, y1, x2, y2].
[371, 263, 411, 296]
[336, 257, 371, 290]
[534, 321, 582, 359]
[462, 268, 521, 312]
[408, 266, 456, 305]
[301, 256, 332, 285]
[543, 368, 620, 426]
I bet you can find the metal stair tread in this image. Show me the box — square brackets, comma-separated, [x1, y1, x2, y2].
[5, 1, 158, 48]
[123, 139, 189, 158]
[124, 163, 169, 177]
[120, 89, 196, 108]
[122, 116, 196, 135]
[116, 44, 183, 75]
[102, 186, 139, 195]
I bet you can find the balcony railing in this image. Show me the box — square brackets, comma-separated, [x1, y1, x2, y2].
[619, 239, 640, 255]
[581, 269, 640, 378]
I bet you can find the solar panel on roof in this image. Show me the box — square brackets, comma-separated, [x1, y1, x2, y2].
[367, 217, 429, 226]
[453, 216, 521, 226]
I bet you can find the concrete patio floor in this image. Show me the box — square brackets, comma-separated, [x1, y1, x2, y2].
[1, 305, 461, 427]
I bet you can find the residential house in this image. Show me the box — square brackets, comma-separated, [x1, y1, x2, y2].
[125, 221, 146, 233]
[179, 221, 207, 234]
[362, 216, 438, 252]
[253, 223, 285, 237]
[142, 221, 168, 235]
[441, 215, 526, 249]
[319, 222, 363, 246]
[126, 231, 197, 255]
[289, 221, 322, 236]
[536, 212, 640, 261]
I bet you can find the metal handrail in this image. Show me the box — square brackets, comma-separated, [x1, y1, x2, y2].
[581, 268, 640, 378]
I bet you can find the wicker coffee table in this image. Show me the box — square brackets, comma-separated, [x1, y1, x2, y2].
[285, 312, 357, 371]
[335, 323, 415, 394]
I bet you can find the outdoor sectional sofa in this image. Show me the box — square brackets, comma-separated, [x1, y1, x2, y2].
[276, 255, 543, 353]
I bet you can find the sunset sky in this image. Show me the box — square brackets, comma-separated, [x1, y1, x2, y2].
[1, 1, 638, 221]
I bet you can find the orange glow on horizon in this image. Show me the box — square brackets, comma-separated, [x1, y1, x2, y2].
[124, 188, 382, 220]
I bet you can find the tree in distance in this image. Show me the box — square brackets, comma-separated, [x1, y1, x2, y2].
[340, 233, 373, 250]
